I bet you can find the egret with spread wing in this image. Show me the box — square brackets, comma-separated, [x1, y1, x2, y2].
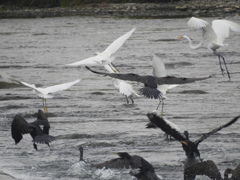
[11, 78, 80, 112]
[11, 109, 55, 150]
[66, 28, 135, 72]
[178, 17, 240, 80]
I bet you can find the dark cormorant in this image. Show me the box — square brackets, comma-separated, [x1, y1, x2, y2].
[85, 66, 211, 106]
[11, 109, 55, 150]
[147, 112, 240, 180]
[78, 147, 161, 180]
[184, 160, 223, 180]
[224, 162, 240, 180]
[146, 111, 180, 141]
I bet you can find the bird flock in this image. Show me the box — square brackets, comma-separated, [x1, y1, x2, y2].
[2, 16, 240, 180]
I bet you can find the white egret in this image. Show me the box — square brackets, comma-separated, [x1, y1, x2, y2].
[66, 28, 135, 72]
[152, 56, 178, 114]
[9, 76, 80, 112]
[178, 17, 240, 80]
[103, 65, 140, 104]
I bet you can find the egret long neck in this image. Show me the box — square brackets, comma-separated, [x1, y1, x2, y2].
[184, 36, 202, 50]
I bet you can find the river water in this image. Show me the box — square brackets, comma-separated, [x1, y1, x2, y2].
[0, 16, 240, 180]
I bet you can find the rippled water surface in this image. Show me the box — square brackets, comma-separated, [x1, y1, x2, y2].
[0, 16, 240, 180]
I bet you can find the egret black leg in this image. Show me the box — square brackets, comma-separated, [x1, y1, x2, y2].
[156, 99, 161, 110]
[110, 63, 120, 73]
[214, 51, 231, 80]
[161, 100, 164, 115]
[213, 51, 225, 76]
[129, 96, 134, 104]
[125, 96, 129, 104]
[219, 53, 231, 81]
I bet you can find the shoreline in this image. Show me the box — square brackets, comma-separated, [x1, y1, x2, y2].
[0, 1, 240, 19]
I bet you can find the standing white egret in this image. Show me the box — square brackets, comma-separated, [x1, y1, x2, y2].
[103, 65, 140, 104]
[66, 28, 135, 72]
[10, 77, 80, 112]
[178, 17, 240, 80]
[152, 56, 178, 114]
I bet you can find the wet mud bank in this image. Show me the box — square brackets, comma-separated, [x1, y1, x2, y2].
[0, 0, 240, 19]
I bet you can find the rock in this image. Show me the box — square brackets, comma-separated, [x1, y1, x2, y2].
[175, 5, 188, 11]
[224, 8, 236, 13]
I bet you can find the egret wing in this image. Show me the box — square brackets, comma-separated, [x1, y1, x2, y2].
[187, 17, 217, 43]
[103, 28, 135, 56]
[44, 79, 80, 94]
[66, 55, 103, 67]
[147, 111, 186, 142]
[19, 81, 37, 89]
[187, 17, 209, 30]
[212, 20, 240, 44]
[152, 55, 166, 77]
[194, 115, 240, 146]
[11, 115, 33, 144]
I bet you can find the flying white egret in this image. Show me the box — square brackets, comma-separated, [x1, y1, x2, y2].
[66, 28, 135, 72]
[152, 56, 178, 114]
[178, 17, 240, 80]
[6, 74, 80, 112]
[103, 65, 140, 104]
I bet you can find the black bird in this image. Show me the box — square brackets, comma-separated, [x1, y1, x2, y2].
[11, 109, 55, 150]
[96, 152, 161, 180]
[85, 66, 211, 102]
[146, 111, 181, 141]
[147, 112, 240, 179]
[184, 160, 240, 180]
[224, 162, 240, 180]
[78, 147, 161, 180]
[184, 160, 223, 180]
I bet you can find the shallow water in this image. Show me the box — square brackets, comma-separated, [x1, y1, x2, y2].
[0, 16, 240, 180]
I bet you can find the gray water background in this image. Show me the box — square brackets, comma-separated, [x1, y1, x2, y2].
[0, 16, 240, 180]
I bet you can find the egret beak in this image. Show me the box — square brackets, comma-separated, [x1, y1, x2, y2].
[178, 36, 184, 39]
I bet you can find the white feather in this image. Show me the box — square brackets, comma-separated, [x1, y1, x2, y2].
[103, 65, 140, 98]
[18, 79, 80, 99]
[185, 17, 240, 50]
[66, 28, 135, 67]
[152, 55, 178, 98]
